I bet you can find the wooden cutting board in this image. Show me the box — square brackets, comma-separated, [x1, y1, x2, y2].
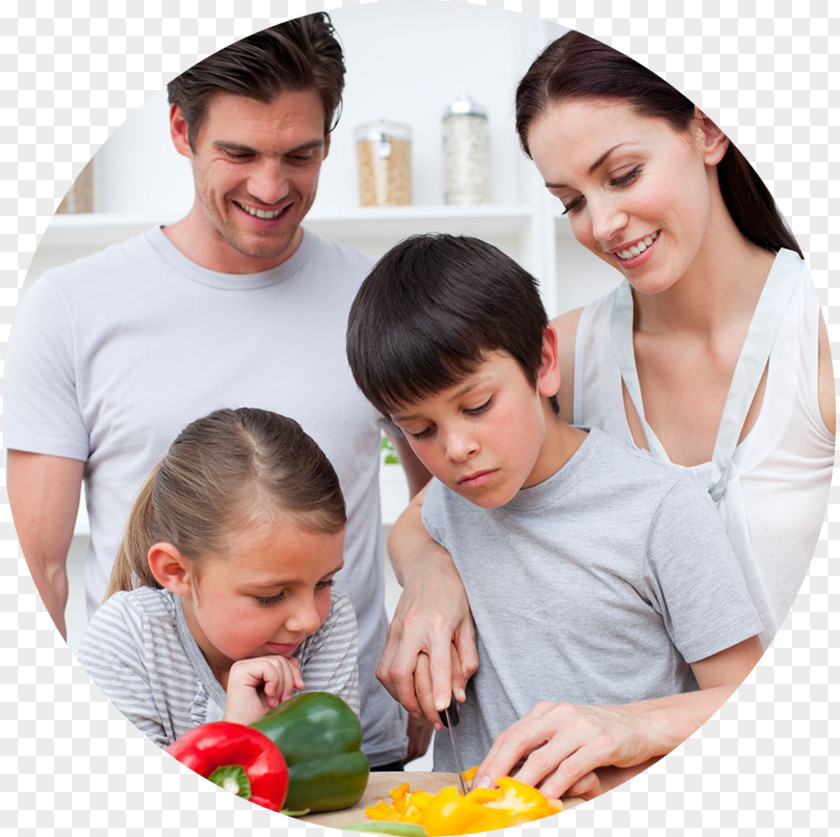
[297, 772, 582, 828]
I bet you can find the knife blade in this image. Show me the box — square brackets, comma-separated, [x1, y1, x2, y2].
[439, 701, 468, 795]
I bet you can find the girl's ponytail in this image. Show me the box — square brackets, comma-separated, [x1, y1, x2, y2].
[104, 464, 163, 600]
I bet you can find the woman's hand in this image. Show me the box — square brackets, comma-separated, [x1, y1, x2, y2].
[223, 655, 305, 726]
[381, 485, 480, 728]
[377, 546, 479, 728]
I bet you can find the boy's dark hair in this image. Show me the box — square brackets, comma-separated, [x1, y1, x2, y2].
[167, 13, 345, 147]
[346, 234, 558, 418]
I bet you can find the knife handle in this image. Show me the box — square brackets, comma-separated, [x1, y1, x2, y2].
[438, 702, 460, 728]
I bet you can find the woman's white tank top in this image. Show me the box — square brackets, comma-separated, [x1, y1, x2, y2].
[573, 249, 835, 648]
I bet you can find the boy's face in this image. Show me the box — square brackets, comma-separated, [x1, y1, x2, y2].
[390, 336, 561, 508]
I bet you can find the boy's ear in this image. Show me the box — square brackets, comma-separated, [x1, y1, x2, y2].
[694, 107, 729, 165]
[148, 542, 195, 596]
[537, 324, 562, 399]
[169, 104, 194, 159]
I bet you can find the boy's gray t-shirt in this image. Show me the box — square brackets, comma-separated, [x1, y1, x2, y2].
[422, 427, 762, 772]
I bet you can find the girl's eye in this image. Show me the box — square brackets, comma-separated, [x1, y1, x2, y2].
[611, 166, 642, 187]
[466, 397, 493, 416]
[316, 579, 335, 591]
[255, 592, 285, 606]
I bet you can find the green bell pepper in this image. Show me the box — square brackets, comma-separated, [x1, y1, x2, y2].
[250, 691, 370, 813]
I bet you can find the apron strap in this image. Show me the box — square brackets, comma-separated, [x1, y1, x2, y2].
[610, 255, 796, 503]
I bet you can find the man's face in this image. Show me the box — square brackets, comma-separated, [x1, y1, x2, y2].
[172, 89, 329, 274]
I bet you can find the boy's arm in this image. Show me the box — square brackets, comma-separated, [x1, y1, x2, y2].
[473, 635, 762, 800]
[378, 481, 479, 727]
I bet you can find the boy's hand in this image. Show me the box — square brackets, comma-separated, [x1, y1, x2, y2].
[472, 701, 651, 800]
[223, 655, 305, 726]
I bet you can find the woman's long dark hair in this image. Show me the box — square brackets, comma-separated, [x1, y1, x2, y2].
[515, 31, 801, 257]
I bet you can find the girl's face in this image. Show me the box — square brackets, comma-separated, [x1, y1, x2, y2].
[180, 515, 345, 677]
[527, 97, 724, 295]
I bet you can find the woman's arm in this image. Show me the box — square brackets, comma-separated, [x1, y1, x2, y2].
[473, 635, 762, 800]
[817, 313, 835, 434]
[379, 483, 479, 728]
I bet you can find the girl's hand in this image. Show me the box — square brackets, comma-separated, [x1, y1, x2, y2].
[223, 655, 305, 726]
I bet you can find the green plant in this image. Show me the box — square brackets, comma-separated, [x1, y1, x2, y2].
[381, 434, 400, 465]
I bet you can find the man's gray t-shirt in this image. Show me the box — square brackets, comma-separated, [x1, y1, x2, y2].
[3, 227, 406, 764]
[422, 427, 762, 771]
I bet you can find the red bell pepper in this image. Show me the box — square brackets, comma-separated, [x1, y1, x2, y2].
[165, 721, 289, 812]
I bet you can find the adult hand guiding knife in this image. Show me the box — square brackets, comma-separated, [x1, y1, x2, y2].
[438, 701, 468, 795]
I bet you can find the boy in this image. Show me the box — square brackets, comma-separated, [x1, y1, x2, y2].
[346, 233, 763, 798]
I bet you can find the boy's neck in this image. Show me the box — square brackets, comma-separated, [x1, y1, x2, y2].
[523, 412, 588, 490]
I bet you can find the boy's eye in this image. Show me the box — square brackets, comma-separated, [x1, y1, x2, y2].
[465, 397, 493, 416]
[407, 426, 434, 440]
[254, 592, 285, 606]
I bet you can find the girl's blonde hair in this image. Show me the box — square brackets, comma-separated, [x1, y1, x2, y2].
[105, 408, 346, 599]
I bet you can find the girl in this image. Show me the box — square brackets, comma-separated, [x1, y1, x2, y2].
[514, 29, 834, 649]
[77, 407, 359, 748]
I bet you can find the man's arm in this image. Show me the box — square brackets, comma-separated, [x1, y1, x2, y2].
[7, 450, 85, 640]
[473, 635, 763, 800]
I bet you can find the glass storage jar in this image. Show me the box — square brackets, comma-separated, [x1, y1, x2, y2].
[354, 120, 413, 207]
[442, 95, 490, 205]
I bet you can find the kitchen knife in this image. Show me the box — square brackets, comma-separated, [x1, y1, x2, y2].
[439, 701, 468, 795]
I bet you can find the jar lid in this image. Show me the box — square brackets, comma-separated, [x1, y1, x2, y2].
[443, 95, 487, 119]
[354, 119, 413, 143]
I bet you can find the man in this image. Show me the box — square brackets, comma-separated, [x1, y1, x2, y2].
[4, 14, 430, 769]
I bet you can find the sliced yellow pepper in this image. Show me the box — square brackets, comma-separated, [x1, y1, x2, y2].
[363, 771, 563, 837]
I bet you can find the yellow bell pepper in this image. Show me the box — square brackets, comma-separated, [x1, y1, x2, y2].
[362, 771, 563, 837]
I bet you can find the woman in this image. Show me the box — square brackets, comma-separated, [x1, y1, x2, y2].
[380, 30, 834, 798]
[516, 30, 835, 650]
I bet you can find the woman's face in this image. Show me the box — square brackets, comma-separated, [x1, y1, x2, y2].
[527, 97, 724, 295]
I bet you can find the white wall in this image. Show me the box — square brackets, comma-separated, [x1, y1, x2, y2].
[91, 5, 564, 218]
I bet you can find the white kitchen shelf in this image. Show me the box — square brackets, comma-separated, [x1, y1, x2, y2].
[40, 204, 533, 251]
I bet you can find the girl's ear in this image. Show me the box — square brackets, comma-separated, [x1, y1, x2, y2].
[694, 108, 729, 165]
[148, 542, 194, 596]
[537, 324, 562, 400]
